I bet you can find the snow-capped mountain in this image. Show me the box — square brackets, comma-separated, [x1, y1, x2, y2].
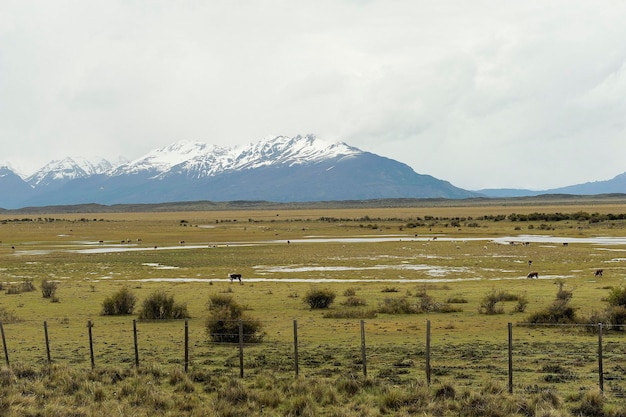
[110, 141, 220, 176]
[111, 135, 360, 179]
[27, 156, 117, 187]
[0, 134, 479, 208]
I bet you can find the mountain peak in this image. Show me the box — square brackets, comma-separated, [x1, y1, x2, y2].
[229, 134, 361, 170]
[26, 156, 114, 187]
[113, 140, 222, 176]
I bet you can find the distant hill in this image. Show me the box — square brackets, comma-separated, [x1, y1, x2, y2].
[475, 172, 626, 197]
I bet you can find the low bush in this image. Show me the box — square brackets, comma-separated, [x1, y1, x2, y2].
[446, 295, 468, 304]
[526, 299, 577, 324]
[6, 279, 36, 295]
[304, 288, 336, 309]
[526, 283, 578, 324]
[608, 305, 626, 329]
[206, 294, 264, 343]
[343, 287, 357, 297]
[607, 286, 626, 307]
[138, 290, 189, 320]
[478, 290, 505, 315]
[102, 287, 137, 315]
[378, 298, 419, 314]
[0, 306, 20, 323]
[341, 296, 367, 307]
[479, 289, 527, 315]
[323, 309, 378, 319]
[41, 280, 58, 299]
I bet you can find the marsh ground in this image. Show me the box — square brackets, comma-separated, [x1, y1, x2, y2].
[1, 201, 626, 415]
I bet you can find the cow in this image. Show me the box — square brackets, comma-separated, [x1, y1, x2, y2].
[527, 271, 539, 279]
[595, 269, 603, 277]
[229, 273, 242, 282]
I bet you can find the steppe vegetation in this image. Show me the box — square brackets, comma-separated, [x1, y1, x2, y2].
[1, 197, 626, 415]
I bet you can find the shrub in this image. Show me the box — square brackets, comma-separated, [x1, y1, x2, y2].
[138, 290, 189, 320]
[102, 287, 137, 315]
[478, 290, 505, 315]
[555, 280, 572, 301]
[6, 279, 36, 295]
[526, 299, 577, 324]
[304, 288, 336, 309]
[609, 305, 626, 329]
[41, 280, 58, 298]
[323, 309, 378, 319]
[607, 286, 626, 307]
[20, 279, 36, 292]
[341, 296, 367, 307]
[446, 295, 468, 304]
[514, 293, 529, 313]
[479, 289, 527, 314]
[378, 298, 419, 314]
[526, 282, 578, 324]
[207, 294, 243, 314]
[343, 287, 356, 297]
[571, 389, 605, 417]
[206, 295, 263, 343]
[0, 306, 20, 323]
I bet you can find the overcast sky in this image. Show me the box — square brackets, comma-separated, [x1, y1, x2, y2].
[1, 1, 625, 190]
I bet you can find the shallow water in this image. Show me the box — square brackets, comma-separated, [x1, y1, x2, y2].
[10, 233, 626, 257]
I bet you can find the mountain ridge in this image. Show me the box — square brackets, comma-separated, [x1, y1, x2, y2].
[0, 135, 476, 209]
[1, 134, 625, 209]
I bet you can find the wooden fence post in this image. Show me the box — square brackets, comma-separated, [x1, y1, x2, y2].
[598, 323, 604, 393]
[426, 320, 431, 386]
[44, 321, 51, 364]
[88, 320, 95, 369]
[184, 319, 189, 373]
[361, 320, 367, 377]
[508, 322, 513, 394]
[293, 320, 299, 378]
[133, 319, 139, 368]
[238, 319, 244, 378]
[0, 321, 8, 366]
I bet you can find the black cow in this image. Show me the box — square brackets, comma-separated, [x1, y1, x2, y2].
[229, 273, 242, 282]
[595, 269, 603, 277]
[527, 271, 539, 279]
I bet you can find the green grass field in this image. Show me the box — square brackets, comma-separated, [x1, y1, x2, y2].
[2, 202, 626, 415]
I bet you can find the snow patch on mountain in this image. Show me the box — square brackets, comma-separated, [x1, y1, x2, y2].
[26, 156, 115, 186]
[112, 141, 223, 176]
[113, 134, 362, 179]
[229, 135, 360, 170]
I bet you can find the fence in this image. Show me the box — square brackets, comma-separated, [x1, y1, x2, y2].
[0, 318, 623, 397]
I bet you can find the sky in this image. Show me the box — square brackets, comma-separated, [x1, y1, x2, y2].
[1, 1, 626, 191]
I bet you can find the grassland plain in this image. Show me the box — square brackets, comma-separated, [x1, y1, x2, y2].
[1, 199, 626, 415]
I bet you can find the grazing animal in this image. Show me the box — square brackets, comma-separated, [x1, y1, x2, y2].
[562, 242, 568, 247]
[527, 271, 539, 279]
[595, 269, 603, 277]
[179, 240, 185, 245]
[229, 273, 242, 282]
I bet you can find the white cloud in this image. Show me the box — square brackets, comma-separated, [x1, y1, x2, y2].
[1, 0, 626, 190]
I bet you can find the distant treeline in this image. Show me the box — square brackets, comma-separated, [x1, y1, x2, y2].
[505, 211, 626, 223]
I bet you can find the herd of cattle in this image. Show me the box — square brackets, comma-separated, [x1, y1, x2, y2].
[526, 269, 603, 279]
